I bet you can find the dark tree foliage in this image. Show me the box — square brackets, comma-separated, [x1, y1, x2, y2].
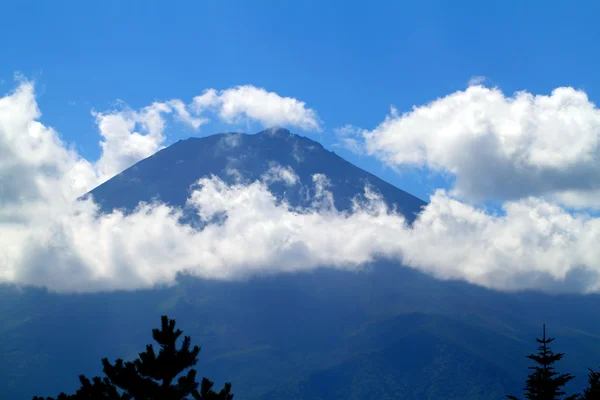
[33, 315, 233, 400]
[581, 368, 600, 400]
[507, 325, 577, 400]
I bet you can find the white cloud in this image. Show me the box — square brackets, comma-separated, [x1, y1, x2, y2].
[4, 80, 600, 295]
[261, 163, 299, 186]
[346, 85, 600, 208]
[193, 85, 321, 131]
[405, 192, 600, 293]
[92, 99, 207, 182]
[0, 81, 97, 210]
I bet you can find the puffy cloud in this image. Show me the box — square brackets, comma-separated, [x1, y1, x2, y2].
[0, 81, 97, 211]
[4, 79, 600, 295]
[193, 85, 321, 131]
[344, 85, 600, 208]
[405, 192, 600, 293]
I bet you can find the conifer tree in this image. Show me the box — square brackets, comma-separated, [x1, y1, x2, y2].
[33, 315, 233, 400]
[581, 368, 600, 400]
[507, 325, 577, 400]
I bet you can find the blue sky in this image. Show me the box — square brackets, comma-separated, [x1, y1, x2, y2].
[3, 0, 599, 202]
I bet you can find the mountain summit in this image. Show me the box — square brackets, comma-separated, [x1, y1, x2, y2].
[87, 127, 426, 220]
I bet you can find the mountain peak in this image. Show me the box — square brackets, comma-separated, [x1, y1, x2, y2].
[87, 128, 426, 221]
[257, 126, 294, 137]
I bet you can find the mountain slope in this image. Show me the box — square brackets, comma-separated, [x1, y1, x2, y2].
[4, 265, 599, 400]
[86, 127, 426, 221]
[260, 327, 520, 400]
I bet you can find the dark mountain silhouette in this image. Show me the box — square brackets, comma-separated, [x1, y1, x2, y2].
[2, 128, 600, 400]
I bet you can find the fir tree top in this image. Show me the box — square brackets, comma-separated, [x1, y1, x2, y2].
[507, 325, 577, 400]
[582, 368, 600, 400]
[33, 315, 233, 400]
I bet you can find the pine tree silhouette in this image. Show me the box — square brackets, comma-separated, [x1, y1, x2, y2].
[33, 315, 233, 400]
[507, 325, 577, 400]
[582, 368, 600, 400]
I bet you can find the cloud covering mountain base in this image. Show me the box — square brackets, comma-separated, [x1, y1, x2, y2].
[2, 80, 600, 294]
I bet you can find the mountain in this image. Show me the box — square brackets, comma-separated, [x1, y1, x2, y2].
[261, 319, 519, 400]
[2, 128, 600, 400]
[86, 127, 426, 221]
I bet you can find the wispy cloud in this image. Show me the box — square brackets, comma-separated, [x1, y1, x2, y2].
[333, 124, 366, 155]
[467, 75, 487, 86]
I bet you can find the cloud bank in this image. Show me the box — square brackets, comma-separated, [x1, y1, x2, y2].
[3, 80, 600, 294]
[340, 85, 600, 209]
